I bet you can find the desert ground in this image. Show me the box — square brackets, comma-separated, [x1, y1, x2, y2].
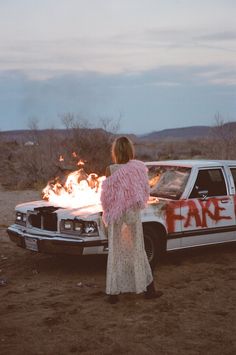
[0, 187, 236, 355]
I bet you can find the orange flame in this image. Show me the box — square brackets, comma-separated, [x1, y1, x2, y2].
[77, 159, 85, 167]
[42, 168, 105, 208]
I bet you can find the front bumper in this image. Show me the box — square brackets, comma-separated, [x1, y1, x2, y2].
[7, 226, 108, 256]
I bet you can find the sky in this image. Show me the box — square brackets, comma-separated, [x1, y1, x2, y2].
[0, 0, 235, 134]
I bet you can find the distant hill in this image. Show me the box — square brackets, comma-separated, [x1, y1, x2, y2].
[0, 129, 64, 143]
[1, 122, 236, 142]
[140, 125, 211, 140]
[140, 122, 236, 140]
[0, 128, 107, 143]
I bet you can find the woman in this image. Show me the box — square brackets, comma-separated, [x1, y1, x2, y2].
[101, 136, 163, 304]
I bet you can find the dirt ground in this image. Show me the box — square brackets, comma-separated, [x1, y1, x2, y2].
[0, 188, 236, 355]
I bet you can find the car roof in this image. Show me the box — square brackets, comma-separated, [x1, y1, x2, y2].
[145, 159, 236, 168]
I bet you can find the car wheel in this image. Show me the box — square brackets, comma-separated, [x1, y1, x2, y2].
[143, 225, 165, 269]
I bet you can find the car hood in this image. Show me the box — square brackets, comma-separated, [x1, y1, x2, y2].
[15, 200, 103, 221]
[15, 197, 169, 221]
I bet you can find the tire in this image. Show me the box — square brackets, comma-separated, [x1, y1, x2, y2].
[143, 224, 165, 269]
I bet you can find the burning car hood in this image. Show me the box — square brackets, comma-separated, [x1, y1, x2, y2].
[15, 200, 103, 220]
[57, 204, 103, 220]
[15, 197, 168, 223]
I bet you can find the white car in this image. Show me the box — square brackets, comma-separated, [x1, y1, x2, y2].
[7, 160, 236, 267]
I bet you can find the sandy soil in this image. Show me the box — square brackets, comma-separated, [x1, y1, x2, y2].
[0, 188, 236, 355]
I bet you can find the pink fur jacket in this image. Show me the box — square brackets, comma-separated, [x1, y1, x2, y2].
[100, 159, 150, 225]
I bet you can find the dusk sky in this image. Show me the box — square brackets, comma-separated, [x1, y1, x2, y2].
[0, 0, 235, 134]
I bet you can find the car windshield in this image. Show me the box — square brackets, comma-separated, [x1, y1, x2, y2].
[147, 165, 191, 200]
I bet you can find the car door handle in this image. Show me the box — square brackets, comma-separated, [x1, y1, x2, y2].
[221, 199, 229, 203]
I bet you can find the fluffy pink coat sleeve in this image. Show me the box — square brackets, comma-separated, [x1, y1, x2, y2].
[100, 160, 150, 225]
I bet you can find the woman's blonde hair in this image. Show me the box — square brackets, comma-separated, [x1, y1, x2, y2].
[111, 136, 135, 164]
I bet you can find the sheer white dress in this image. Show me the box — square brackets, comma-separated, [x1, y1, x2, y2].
[106, 164, 153, 295]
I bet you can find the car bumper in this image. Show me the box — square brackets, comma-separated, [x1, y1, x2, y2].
[7, 226, 108, 256]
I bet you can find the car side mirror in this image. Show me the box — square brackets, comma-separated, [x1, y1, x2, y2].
[198, 190, 208, 200]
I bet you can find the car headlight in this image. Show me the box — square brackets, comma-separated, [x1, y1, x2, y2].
[15, 212, 27, 226]
[74, 221, 83, 233]
[16, 212, 22, 221]
[63, 220, 74, 230]
[61, 219, 98, 236]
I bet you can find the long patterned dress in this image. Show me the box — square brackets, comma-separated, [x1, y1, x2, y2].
[106, 164, 153, 295]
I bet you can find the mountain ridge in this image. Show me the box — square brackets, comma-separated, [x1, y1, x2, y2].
[1, 122, 236, 142]
[139, 125, 211, 140]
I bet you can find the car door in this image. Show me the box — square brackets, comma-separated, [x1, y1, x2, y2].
[180, 167, 235, 247]
[229, 166, 236, 211]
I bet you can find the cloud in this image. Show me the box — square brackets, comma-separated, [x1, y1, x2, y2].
[196, 31, 236, 41]
[0, 64, 235, 133]
[196, 66, 236, 86]
[0, 24, 236, 76]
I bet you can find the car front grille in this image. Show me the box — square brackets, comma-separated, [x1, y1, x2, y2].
[28, 206, 60, 232]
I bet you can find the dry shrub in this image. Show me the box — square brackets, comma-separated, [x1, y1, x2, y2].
[61, 127, 114, 174]
[135, 138, 205, 161]
[1, 115, 235, 190]
[0, 118, 117, 189]
[0, 134, 60, 189]
[59, 114, 120, 174]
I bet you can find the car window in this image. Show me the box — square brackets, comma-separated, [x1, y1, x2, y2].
[148, 166, 191, 200]
[189, 168, 227, 198]
[230, 168, 236, 188]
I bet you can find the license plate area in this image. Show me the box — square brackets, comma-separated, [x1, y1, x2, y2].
[25, 237, 38, 251]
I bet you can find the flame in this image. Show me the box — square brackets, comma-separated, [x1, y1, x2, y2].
[77, 160, 85, 167]
[42, 168, 105, 209]
[71, 152, 85, 167]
